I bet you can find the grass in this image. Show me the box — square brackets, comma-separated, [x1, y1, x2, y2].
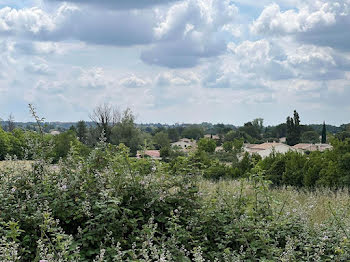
[199, 178, 350, 226]
[2, 159, 349, 227]
[0, 160, 34, 170]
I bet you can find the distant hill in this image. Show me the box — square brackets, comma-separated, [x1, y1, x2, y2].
[308, 124, 344, 134]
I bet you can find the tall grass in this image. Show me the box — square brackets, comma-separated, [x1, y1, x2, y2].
[199, 179, 350, 226]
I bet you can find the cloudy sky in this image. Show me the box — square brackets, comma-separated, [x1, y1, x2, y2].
[1, 0, 349, 125]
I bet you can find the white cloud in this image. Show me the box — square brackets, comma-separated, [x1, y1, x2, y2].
[25, 61, 51, 75]
[156, 71, 200, 86]
[119, 75, 150, 88]
[1, 0, 350, 125]
[77, 67, 112, 89]
[251, 1, 350, 50]
[0, 6, 57, 34]
[141, 0, 239, 67]
[0, 4, 156, 46]
[47, 0, 181, 10]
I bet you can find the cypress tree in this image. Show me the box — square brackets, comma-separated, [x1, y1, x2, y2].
[321, 121, 327, 144]
[77, 120, 88, 144]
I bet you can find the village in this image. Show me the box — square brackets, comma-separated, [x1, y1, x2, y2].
[137, 134, 334, 160]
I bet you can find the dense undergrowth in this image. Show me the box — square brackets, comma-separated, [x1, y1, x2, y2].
[1, 137, 350, 261]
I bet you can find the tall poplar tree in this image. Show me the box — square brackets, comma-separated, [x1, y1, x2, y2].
[286, 110, 301, 146]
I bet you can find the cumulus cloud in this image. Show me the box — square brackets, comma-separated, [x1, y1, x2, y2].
[0, 4, 156, 46]
[141, 0, 239, 68]
[77, 67, 112, 89]
[0, 0, 242, 68]
[0, 6, 56, 35]
[47, 0, 181, 10]
[25, 62, 52, 75]
[156, 71, 200, 86]
[251, 1, 350, 50]
[119, 75, 150, 88]
[15, 41, 85, 55]
[2, 0, 350, 124]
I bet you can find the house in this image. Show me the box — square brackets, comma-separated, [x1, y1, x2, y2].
[136, 150, 161, 159]
[244, 142, 300, 159]
[50, 130, 61, 136]
[171, 138, 197, 151]
[293, 143, 333, 152]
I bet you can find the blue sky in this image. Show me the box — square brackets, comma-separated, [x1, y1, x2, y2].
[0, 0, 349, 126]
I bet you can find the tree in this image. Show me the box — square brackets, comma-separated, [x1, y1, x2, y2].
[336, 131, 350, 141]
[252, 118, 264, 134]
[182, 125, 204, 140]
[90, 103, 121, 142]
[197, 138, 216, 153]
[110, 108, 142, 156]
[69, 125, 77, 133]
[321, 122, 327, 144]
[272, 123, 287, 138]
[301, 131, 320, 144]
[7, 113, 15, 133]
[167, 128, 180, 142]
[224, 130, 238, 142]
[153, 131, 170, 149]
[53, 130, 78, 161]
[233, 138, 244, 153]
[239, 122, 261, 140]
[223, 141, 233, 152]
[0, 127, 10, 160]
[8, 129, 26, 159]
[286, 110, 301, 146]
[76, 120, 88, 144]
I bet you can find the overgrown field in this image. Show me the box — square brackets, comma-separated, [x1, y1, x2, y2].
[1, 142, 350, 261]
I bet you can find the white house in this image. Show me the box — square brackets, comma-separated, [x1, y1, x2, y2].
[245, 142, 301, 159]
[171, 138, 197, 151]
[293, 143, 333, 152]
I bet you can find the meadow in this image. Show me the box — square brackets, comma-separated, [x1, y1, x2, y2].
[1, 140, 350, 262]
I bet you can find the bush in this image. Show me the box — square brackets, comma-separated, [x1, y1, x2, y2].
[1, 136, 350, 261]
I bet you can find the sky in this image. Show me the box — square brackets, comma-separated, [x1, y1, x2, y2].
[0, 0, 349, 126]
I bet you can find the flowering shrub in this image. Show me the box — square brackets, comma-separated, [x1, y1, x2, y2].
[0, 138, 350, 261]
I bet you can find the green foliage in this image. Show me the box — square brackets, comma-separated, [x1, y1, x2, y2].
[110, 109, 142, 156]
[76, 120, 88, 144]
[1, 136, 350, 261]
[197, 138, 216, 153]
[301, 131, 320, 144]
[286, 110, 301, 146]
[160, 146, 184, 161]
[167, 128, 180, 142]
[256, 139, 350, 187]
[153, 131, 170, 149]
[222, 141, 233, 152]
[336, 131, 350, 141]
[239, 121, 262, 140]
[182, 125, 204, 140]
[0, 127, 11, 160]
[322, 121, 327, 143]
[2, 112, 350, 261]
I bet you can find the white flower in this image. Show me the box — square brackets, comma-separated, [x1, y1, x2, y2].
[11, 188, 16, 193]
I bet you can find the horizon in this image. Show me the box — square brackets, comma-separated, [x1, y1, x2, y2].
[0, 118, 346, 128]
[1, 0, 350, 126]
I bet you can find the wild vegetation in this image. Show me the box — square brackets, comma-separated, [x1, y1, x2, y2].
[1, 106, 350, 261]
